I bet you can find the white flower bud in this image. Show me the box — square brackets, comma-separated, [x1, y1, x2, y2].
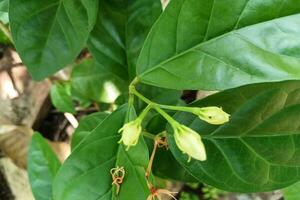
[195, 107, 230, 125]
[118, 119, 142, 150]
[173, 125, 206, 162]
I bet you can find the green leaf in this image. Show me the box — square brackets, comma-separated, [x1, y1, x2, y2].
[137, 0, 300, 90]
[168, 81, 300, 192]
[71, 59, 126, 104]
[28, 132, 61, 200]
[53, 105, 151, 200]
[0, 0, 9, 24]
[284, 181, 300, 200]
[71, 112, 109, 150]
[9, 0, 98, 80]
[50, 83, 75, 114]
[88, 0, 162, 81]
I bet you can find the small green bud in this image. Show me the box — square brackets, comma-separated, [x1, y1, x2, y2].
[118, 119, 142, 150]
[195, 107, 230, 125]
[173, 125, 206, 162]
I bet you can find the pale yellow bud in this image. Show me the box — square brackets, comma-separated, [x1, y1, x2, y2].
[118, 119, 142, 150]
[196, 107, 230, 125]
[173, 125, 206, 162]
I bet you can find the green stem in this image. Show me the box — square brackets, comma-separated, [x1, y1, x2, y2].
[131, 87, 154, 105]
[128, 77, 139, 105]
[142, 131, 156, 140]
[137, 104, 152, 121]
[131, 87, 180, 128]
[154, 106, 179, 128]
[0, 22, 12, 43]
[158, 104, 196, 113]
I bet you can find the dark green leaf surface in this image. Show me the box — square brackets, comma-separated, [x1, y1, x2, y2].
[137, 0, 300, 90]
[28, 133, 61, 200]
[135, 84, 182, 112]
[53, 105, 150, 200]
[88, 0, 162, 80]
[50, 83, 75, 114]
[284, 181, 300, 200]
[71, 59, 127, 104]
[168, 81, 300, 192]
[9, 0, 98, 80]
[71, 112, 109, 150]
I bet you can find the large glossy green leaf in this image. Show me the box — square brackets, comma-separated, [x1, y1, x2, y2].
[168, 81, 300, 192]
[88, 0, 162, 81]
[284, 181, 300, 200]
[50, 83, 75, 114]
[71, 59, 127, 104]
[9, 0, 98, 80]
[53, 105, 151, 200]
[71, 112, 109, 150]
[137, 0, 300, 90]
[28, 132, 61, 200]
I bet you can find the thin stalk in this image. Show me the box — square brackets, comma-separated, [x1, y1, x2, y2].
[138, 104, 152, 121]
[158, 104, 195, 113]
[131, 87, 154, 105]
[0, 22, 12, 43]
[146, 140, 158, 178]
[154, 106, 179, 129]
[128, 77, 139, 105]
[142, 131, 156, 140]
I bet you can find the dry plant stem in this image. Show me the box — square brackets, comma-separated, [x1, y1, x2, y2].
[110, 166, 125, 195]
[146, 140, 159, 179]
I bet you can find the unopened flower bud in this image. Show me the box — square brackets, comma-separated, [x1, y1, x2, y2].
[194, 107, 230, 125]
[173, 125, 206, 162]
[118, 119, 142, 150]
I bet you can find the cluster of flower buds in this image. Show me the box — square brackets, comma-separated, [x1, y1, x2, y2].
[118, 106, 230, 161]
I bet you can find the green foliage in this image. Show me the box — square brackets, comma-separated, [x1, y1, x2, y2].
[71, 59, 126, 104]
[168, 81, 300, 192]
[9, 0, 99, 80]
[137, 0, 300, 90]
[71, 112, 109, 149]
[50, 83, 76, 114]
[9, 0, 300, 198]
[28, 133, 61, 200]
[0, 0, 9, 24]
[53, 105, 150, 200]
[284, 181, 300, 200]
[88, 0, 162, 81]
